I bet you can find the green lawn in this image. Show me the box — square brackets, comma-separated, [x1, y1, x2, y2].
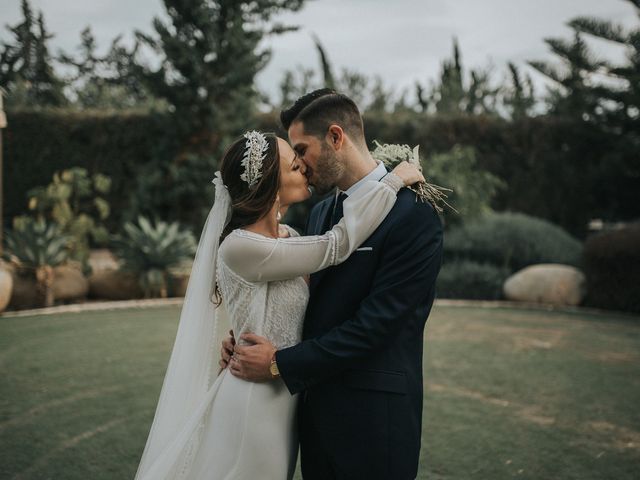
[1, 304, 639, 479]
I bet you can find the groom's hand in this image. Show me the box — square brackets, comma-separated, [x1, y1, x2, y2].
[229, 333, 277, 382]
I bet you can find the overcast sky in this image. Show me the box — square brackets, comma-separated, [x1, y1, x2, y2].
[1, 0, 637, 103]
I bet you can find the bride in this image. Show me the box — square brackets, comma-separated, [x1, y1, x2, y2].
[133, 130, 423, 480]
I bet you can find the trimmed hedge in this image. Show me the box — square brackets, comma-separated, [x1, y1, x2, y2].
[437, 260, 508, 300]
[444, 212, 583, 272]
[3, 109, 180, 231]
[361, 113, 634, 236]
[4, 109, 638, 237]
[583, 225, 640, 314]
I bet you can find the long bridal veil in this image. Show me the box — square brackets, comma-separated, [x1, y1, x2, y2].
[134, 172, 232, 480]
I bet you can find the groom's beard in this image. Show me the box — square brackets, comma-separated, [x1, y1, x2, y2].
[313, 144, 342, 196]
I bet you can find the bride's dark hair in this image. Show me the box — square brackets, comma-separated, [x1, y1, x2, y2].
[214, 132, 281, 304]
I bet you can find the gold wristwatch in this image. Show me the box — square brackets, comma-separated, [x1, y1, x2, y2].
[269, 352, 280, 378]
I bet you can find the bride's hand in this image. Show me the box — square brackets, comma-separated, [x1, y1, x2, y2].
[219, 330, 235, 371]
[278, 225, 290, 238]
[391, 161, 425, 186]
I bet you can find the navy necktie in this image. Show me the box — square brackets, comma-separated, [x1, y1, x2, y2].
[331, 192, 348, 227]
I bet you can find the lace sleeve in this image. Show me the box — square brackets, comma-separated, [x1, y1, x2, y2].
[219, 174, 403, 282]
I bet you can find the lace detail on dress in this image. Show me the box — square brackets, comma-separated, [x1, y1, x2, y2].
[217, 249, 308, 349]
[175, 422, 204, 480]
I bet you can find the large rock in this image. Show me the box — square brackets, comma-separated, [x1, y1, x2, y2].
[88, 270, 143, 300]
[88, 249, 143, 300]
[168, 261, 193, 297]
[52, 265, 89, 300]
[8, 271, 40, 310]
[0, 262, 13, 312]
[503, 264, 586, 306]
[169, 273, 190, 297]
[8, 263, 89, 309]
[88, 249, 120, 272]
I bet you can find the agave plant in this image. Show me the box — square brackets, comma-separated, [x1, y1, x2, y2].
[3, 218, 70, 307]
[112, 216, 197, 298]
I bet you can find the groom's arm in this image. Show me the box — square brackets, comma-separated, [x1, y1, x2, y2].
[276, 199, 443, 395]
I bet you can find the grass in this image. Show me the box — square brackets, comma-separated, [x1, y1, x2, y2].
[1, 304, 639, 479]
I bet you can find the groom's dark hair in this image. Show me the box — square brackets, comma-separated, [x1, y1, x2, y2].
[280, 88, 366, 144]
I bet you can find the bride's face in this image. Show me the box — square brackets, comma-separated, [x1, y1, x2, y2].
[277, 137, 311, 206]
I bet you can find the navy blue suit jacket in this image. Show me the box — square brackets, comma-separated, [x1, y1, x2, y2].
[276, 185, 443, 479]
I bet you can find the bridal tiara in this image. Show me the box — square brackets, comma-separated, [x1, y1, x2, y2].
[240, 130, 269, 188]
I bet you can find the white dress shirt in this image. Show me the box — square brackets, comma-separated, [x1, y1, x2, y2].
[340, 161, 388, 197]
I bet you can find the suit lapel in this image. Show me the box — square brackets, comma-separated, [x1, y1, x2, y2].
[309, 196, 335, 292]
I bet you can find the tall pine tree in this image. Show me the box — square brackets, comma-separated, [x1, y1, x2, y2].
[31, 12, 66, 106]
[0, 0, 66, 108]
[503, 62, 536, 119]
[567, 0, 640, 133]
[0, 0, 36, 90]
[529, 0, 640, 222]
[415, 38, 498, 115]
[133, 0, 304, 149]
[529, 32, 601, 119]
[58, 27, 160, 109]
[529, 0, 639, 128]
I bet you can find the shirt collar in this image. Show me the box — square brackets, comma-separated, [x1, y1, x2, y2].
[338, 161, 387, 198]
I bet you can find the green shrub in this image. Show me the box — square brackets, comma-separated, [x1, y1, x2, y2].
[583, 225, 640, 314]
[17, 167, 112, 274]
[445, 212, 582, 272]
[2, 218, 70, 307]
[3, 110, 181, 230]
[7, 110, 638, 238]
[423, 145, 505, 224]
[362, 113, 632, 236]
[437, 260, 508, 300]
[112, 216, 196, 298]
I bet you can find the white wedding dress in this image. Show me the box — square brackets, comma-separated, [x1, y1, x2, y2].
[135, 173, 404, 480]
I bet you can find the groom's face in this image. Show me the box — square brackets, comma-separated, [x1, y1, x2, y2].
[288, 120, 342, 195]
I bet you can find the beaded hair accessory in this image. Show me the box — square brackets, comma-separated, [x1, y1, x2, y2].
[240, 130, 269, 188]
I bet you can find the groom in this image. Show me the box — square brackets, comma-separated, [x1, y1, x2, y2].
[223, 89, 443, 479]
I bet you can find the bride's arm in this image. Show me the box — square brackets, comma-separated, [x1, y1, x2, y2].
[279, 225, 311, 284]
[219, 174, 405, 283]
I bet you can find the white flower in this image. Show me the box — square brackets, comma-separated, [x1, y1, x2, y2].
[371, 140, 454, 213]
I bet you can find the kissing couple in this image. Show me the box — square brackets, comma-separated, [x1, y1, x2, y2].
[134, 89, 443, 480]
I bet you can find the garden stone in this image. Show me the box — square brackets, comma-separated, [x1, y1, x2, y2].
[503, 264, 586, 306]
[88, 270, 143, 300]
[0, 263, 13, 312]
[52, 265, 89, 300]
[88, 249, 120, 272]
[8, 271, 39, 310]
[168, 261, 193, 297]
[170, 273, 190, 297]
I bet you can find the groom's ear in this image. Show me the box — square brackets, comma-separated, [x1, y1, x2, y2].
[327, 124, 345, 151]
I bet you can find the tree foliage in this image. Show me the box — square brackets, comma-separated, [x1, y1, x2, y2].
[415, 38, 500, 115]
[277, 34, 397, 112]
[0, 0, 67, 108]
[528, 0, 640, 221]
[502, 62, 536, 118]
[529, 0, 640, 128]
[58, 27, 161, 110]
[132, 0, 305, 146]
